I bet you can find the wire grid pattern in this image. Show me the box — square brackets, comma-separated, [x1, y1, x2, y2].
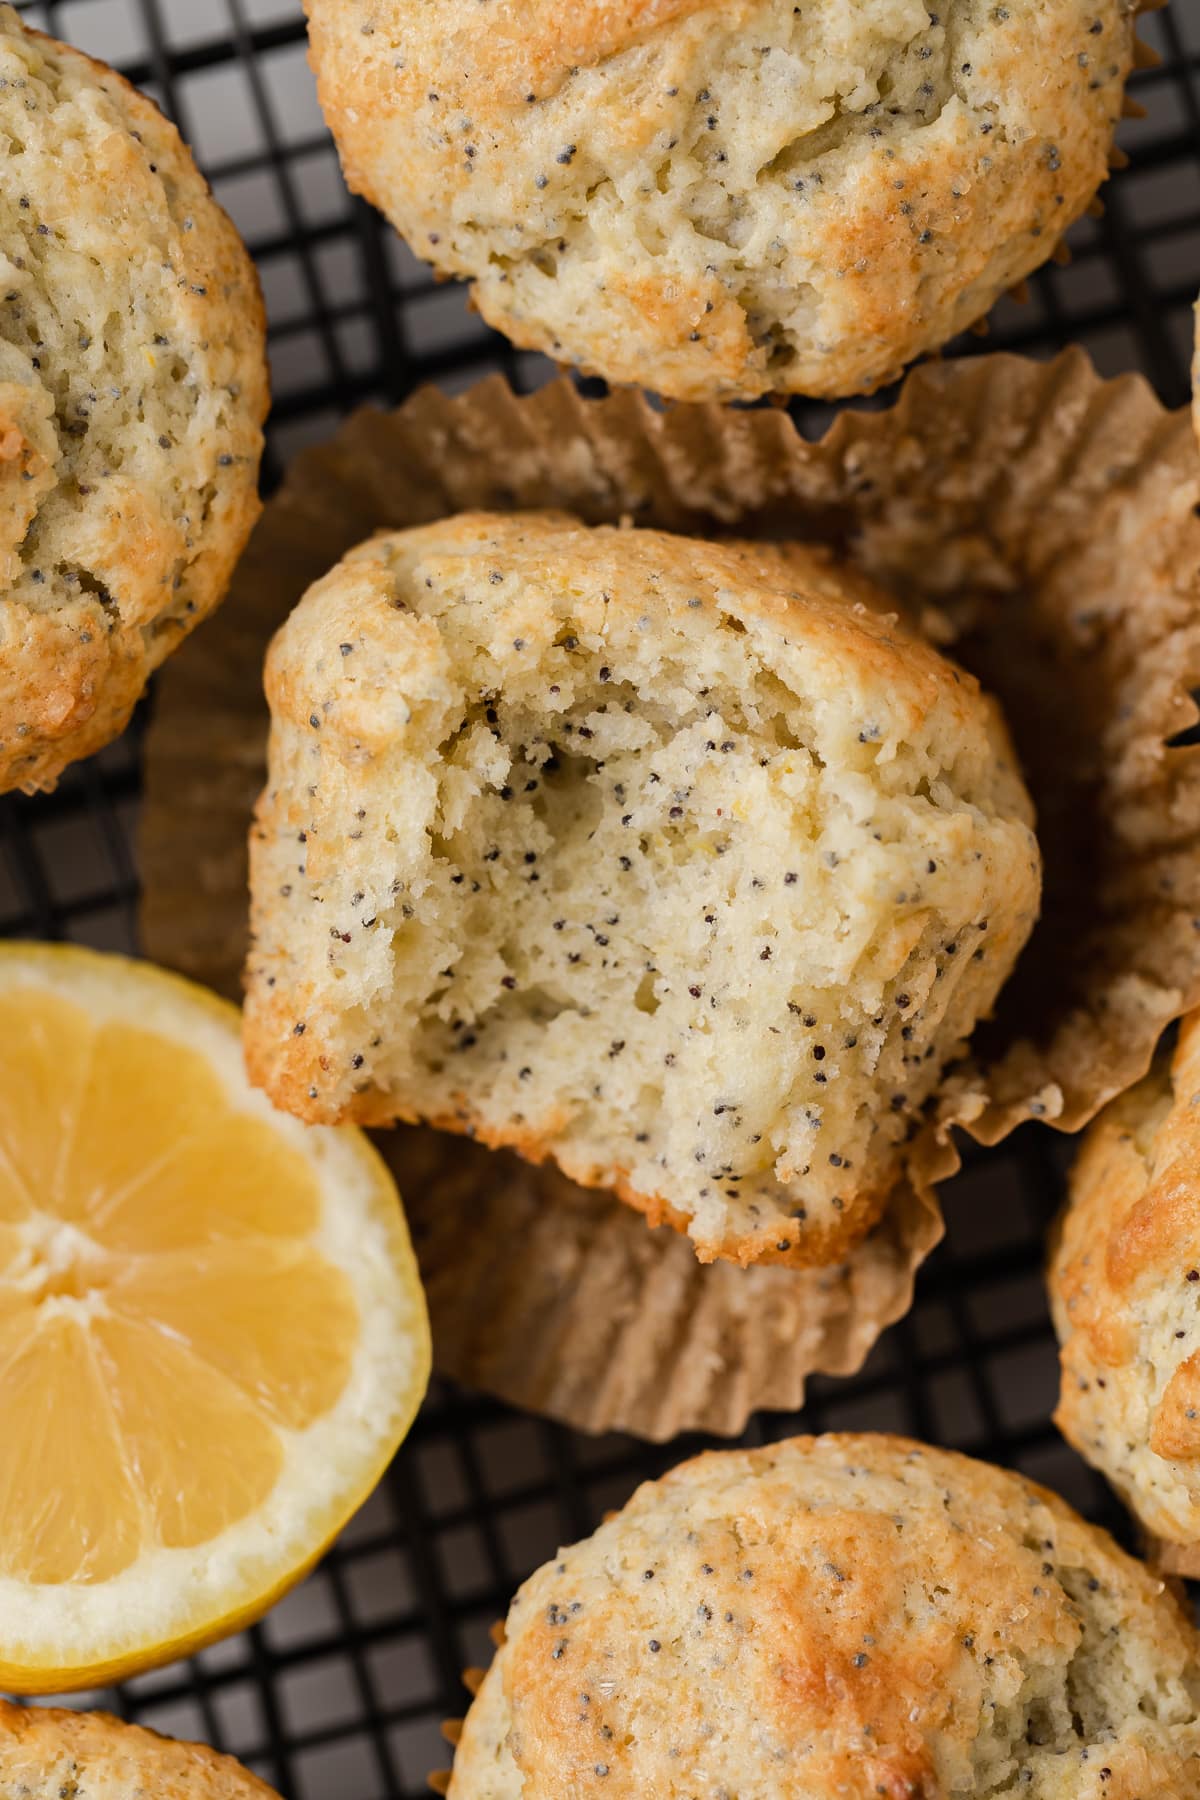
[1, 2, 1199, 1793]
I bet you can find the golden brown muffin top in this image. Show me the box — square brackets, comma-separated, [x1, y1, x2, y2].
[306, 0, 1134, 400]
[450, 1432, 1200, 1798]
[0, 1701, 280, 1798]
[1052, 1010, 1200, 1555]
[0, 7, 267, 792]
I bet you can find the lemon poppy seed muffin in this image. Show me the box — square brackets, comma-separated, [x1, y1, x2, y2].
[305, 0, 1136, 401]
[447, 1434, 1200, 1798]
[243, 511, 1040, 1269]
[0, 7, 267, 793]
[1051, 1009, 1200, 1558]
[0, 1701, 280, 1798]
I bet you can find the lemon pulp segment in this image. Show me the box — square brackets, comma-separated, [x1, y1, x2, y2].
[0, 986, 358, 1584]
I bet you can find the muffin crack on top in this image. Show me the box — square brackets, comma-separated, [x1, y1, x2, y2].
[306, 0, 1137, 399]
[0, 6, 267, 793]
[482, 8, 971, 289]
[245, 511, 1040, 1268]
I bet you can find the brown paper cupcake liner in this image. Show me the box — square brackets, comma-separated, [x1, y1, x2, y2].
[388, 1125, 946, 1442]
[1147, 1536, 1200, 1581]
[141, 348, 1200, 1439]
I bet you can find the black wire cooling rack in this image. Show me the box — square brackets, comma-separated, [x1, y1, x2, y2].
[4, 2, 1200, 1795]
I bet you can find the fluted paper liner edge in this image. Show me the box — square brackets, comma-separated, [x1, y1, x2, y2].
[142, 348, 1200, 1440]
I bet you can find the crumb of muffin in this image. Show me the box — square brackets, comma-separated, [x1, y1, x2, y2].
[245, 511, 1040, 1268]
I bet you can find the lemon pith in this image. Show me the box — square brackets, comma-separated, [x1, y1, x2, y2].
[0, 943, 430, 1693]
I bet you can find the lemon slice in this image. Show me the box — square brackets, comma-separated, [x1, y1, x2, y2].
[0, 943, 430, 1693]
